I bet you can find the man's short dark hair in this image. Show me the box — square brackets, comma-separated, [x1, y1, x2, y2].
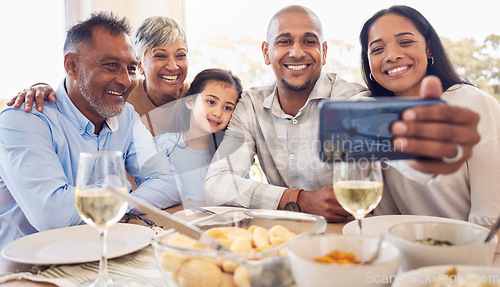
[63, 12, 131, 53]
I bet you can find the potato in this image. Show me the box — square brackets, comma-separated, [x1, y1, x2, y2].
[268, 225, 296, 246]
[222, 260, 239, 273]
[233, 265, 251, 287]
[219, 272, 237, 287]
[168, 234, 205, 249]
[230, 237, 253, 254]
[219, 227, 253, 243]
[205, 228, 232, 248]
[176, 258, 222, 287]
[247, 225, 258, 234]
[161, 251, 189, 273]
[251, 226, 271, 250]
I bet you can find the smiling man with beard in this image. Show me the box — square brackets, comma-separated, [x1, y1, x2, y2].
[0, 12, 181, 249]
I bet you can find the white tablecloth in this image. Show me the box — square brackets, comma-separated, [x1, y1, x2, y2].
[0, 246, 164, 287]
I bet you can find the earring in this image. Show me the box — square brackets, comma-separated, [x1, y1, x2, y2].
[428, 56, 435, 67]
[369, 73, 375, 81]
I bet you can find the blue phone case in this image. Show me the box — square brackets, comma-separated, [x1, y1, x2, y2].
[318, 98, 445, 161]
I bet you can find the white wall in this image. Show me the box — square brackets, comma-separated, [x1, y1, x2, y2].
[66, 0, 185, 32]
[1, 0, 498, 101]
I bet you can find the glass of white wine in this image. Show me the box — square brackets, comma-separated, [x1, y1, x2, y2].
[75, 151, 129, 287]
[333, 160, 383, 236]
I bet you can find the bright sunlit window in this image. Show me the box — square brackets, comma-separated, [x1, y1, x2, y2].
[184, 0, 500, 95]
[0, 0, 66, 103]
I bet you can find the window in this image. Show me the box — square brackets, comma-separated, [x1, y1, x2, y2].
[1, 0, 498, 106]
[0, 0, 66, 104]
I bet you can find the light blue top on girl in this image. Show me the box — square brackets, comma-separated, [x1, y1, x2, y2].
[155, 132, 211, 202]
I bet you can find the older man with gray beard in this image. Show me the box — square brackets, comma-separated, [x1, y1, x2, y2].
[0, 12, 181, 249]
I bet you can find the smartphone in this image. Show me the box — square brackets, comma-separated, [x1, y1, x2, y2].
[318, 97, 445, 161]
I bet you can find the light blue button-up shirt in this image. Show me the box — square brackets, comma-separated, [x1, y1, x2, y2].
[0, 80, 181, 249]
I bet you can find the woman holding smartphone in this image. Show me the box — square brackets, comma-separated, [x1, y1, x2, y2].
[359, 5, 500, 225]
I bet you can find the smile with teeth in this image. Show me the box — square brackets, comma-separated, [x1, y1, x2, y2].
[286, 64, 308, 71]
[386, 65, 410, 75]
[160, 75, 178, 82]
[107, 90, 123, 96]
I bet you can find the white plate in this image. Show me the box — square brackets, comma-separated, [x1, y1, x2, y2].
[173, 206, 245, 222]
[343, 215, 472, 236]
[392, 264, 500, 286]
[2, 223, 154, 265]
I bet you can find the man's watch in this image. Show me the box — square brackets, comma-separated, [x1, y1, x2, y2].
[284, 189, 303, 212]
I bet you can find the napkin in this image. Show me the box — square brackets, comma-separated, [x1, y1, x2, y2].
[0, 246, 164, 287]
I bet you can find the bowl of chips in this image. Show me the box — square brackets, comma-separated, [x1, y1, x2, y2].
[152, 209, 326, 287]
[287, 234, 400, 287]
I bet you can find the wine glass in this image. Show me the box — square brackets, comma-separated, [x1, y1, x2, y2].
[333, 160, 383, 236]
[75, 151, 129, 287]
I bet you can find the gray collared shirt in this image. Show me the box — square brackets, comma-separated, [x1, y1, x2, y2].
[204, 72, 371, 209]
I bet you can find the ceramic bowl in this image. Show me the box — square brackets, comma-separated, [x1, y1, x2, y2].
[288, 234, 400, 287]
[385, 221, 498, 272]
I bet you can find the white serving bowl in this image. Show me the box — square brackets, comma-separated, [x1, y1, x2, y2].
[385, 221, 498, 272]
[288, 234, 400, 287]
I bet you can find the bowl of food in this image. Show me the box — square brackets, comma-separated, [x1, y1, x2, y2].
[152, 209, 326, 287]
[287, 234, 400, 287]
[385, 221, 498, 272]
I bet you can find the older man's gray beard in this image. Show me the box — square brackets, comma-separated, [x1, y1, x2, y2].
[79, 70, 124, 118]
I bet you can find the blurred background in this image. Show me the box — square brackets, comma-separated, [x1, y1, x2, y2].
[1, 0, 498, 110]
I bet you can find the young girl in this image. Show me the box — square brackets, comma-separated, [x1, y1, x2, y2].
[154, 68, 242, 202]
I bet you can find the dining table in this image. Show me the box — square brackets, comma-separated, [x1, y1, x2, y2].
[1, 204, 500, 287]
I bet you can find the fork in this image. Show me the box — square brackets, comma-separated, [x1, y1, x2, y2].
[121, 212, 159, 228]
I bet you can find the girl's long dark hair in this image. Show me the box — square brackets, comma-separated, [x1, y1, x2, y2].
[169, 68, 242, 132]
[167, 68, 242, 156]
[359, 5, 470, 97]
